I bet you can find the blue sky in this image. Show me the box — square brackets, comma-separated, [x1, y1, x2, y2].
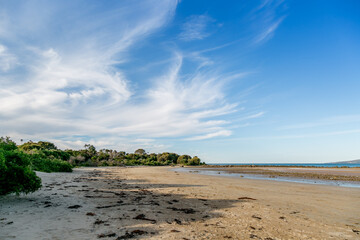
[0, 0, 359, 163]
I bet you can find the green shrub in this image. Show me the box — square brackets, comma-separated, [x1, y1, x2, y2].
[29, 154, 72, 173]
[0, 147, 41, 195]
[5, 138, 203, 171]
[177, 155, 192, 165]
[0, 136, 17, 151]
[188, 156, 201, 165]
[19, 141, 57, 151]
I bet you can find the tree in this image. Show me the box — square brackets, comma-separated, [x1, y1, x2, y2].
[0, 137, 17, 151]
[188, 156, 201, 165]
[177, 155, 191, 165]
[157, 152, 179, 164]
[81, 144, 97, 160]
[19, 141, 57, 152]
[134, 149, 146, 155]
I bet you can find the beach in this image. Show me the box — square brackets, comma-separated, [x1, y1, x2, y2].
[1, 166, 359, 239]
[178, 166, 360, 186]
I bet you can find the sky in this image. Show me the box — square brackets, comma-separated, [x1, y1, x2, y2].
[0, 0, 359, 163]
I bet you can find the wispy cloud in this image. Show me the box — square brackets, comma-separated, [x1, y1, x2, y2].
[251, 0, 286, 44]
[0, 1, 252, 150]
[0, 44, 17, 71]
[185, 130, 232, 141]
[254, 17, 284, 44]
[178, 14, 216, 41]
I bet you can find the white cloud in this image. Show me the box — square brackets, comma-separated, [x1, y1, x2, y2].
[185, 130, 232, 141]
[0, 44, 17, 71]
[0, 1, 250, 151]
[254, 17, 284, 44]
[99, 52, 239, 139]
[251, 0, 286, 45]
[179, 14, 215, 41]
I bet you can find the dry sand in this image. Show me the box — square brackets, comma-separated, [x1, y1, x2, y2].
[1, 166, 359, 240]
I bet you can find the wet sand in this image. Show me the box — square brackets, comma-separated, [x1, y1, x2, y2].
[195, 166, 360, 182]
[1, 166, 359, 239]
[263, 167, 360, 176]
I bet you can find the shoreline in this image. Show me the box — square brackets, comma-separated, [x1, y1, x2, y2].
[1, 166, 359, 239]
[205, 164, 360, 168]
[191, 165, 360, 182]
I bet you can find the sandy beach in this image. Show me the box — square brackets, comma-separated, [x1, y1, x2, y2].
[1, 166, 359, 240]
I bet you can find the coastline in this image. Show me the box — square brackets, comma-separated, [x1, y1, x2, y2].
[192, 165, 360, 182]
[1, 166, 359, 239]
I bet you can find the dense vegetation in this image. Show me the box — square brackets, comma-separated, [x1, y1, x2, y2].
[0, 137, 41, 195]
[19, 141, 73, 173]
[18, 141, 203, 167]
[0, 136, 203, 195]
[65, 146, 203, 167]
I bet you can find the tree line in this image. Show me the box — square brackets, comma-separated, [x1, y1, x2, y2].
[19, 140, 202, 167]
[0, 137, 203, 195]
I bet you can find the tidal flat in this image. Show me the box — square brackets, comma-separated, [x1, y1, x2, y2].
[176, 166, 360, 188]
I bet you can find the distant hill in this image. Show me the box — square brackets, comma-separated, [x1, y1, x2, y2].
[329, 159, 360, 164]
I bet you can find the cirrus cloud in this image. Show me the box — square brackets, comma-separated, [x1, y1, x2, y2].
[0, 0, 254, 151]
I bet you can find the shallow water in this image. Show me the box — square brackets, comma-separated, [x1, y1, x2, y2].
[172, 168, 360, 189]
[209, 163, 360, 168]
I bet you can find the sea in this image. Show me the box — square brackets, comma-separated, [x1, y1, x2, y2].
[208, 163, 360, 168]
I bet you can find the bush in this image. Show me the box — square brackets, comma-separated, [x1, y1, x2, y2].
[188, 156, 201, 165]
[177, 155, 191, 165]
[0, 143, 41, 195]
[29, 154, 73, 173]
[18, 141, 57, 151]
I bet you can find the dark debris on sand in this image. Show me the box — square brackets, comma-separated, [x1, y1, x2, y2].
[98, 232, 116, 238]
[116, 230, 147, 239]
[238, 197, 257, 201]
[167, 207, 196, 214]
[94, 219, 107, 225]
[68, 205, 82, 209]
[133, 214, 157, 224]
